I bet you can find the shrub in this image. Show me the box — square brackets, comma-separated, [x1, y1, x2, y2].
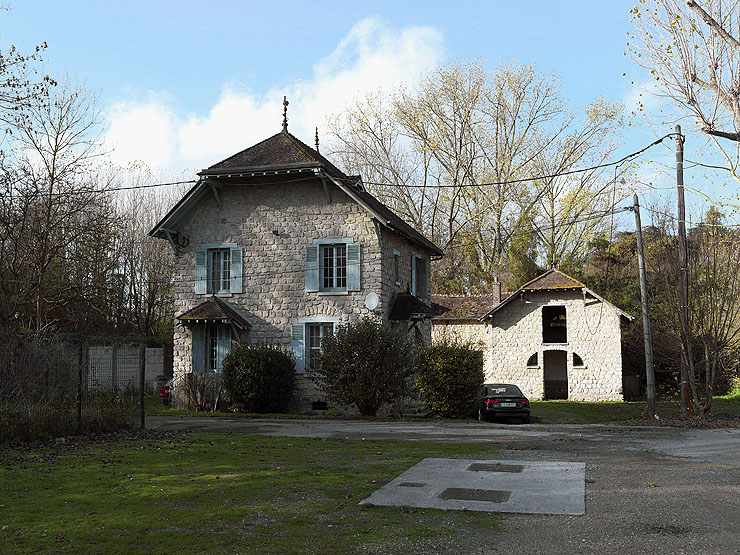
[415, 340, 484, 418]
[313, 317, 415, 417]
[221, 344, 295, 413]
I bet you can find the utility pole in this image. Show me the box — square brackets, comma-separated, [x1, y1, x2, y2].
[633, 194, 656, 419]
[675, 125, 690, 417]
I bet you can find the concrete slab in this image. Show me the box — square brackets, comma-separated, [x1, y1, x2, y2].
[360, 458, 585, 515]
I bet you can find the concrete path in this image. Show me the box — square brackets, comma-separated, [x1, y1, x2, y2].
[360, 458, 586, 515]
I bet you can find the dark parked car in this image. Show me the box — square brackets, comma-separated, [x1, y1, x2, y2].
[478, 383, 530, 423]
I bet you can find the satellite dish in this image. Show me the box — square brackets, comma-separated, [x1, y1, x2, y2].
[364, 292, 379, 311]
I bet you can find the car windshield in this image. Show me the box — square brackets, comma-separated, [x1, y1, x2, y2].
[484, 384, 522, 396]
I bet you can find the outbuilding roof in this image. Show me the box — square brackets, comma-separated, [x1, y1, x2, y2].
[431, 293, 508, 321]
[481, 269, 633, 321]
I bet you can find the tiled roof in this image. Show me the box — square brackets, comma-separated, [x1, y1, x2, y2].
[519, 269, 585, 290]
[388, 293, 434, 321]
[431, 294, 504, 321]
[152, 129, 442, 257]
[201, 130, 347, 178]
[177, 296, 250, 328]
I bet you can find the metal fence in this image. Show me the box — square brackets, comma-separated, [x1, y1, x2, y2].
[0, 333, 163, 442]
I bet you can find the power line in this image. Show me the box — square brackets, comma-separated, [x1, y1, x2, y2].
[334, 133, 679, 189]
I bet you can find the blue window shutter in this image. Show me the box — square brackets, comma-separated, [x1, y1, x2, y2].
[216, 328, 231, 373]
[416, 257, 428, 298]
[191, 326, 205, 373]
[411, 255, 417, 296]
[347, 243, 361, 291]
[305, 245, 319, 292]
[195, 249, 207, 294]
[291, 323, 305, 373]
[230, 248, 243, 294]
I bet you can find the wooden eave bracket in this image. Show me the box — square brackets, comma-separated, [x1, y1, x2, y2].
[314, 168, 332, 203]
[163, 229, 179, 254]
[373, 218, 383, 248]
[209, 182, 223, 210]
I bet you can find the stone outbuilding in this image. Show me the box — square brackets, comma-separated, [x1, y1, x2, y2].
[432, 269, 632, 401]
[149, 115, 442, 410]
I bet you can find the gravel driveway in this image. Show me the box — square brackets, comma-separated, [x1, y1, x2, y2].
[148, 417, 740, 554]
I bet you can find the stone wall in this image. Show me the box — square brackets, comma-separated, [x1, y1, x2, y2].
[169, 177, 435, 410]
[432, 290, 625, 401]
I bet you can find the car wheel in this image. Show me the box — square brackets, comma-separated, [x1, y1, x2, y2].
[521, 415, 530, 424]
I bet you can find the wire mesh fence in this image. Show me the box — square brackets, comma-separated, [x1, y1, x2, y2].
[0, 333, 163, 442]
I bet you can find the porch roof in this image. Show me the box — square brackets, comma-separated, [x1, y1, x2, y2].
[176, 296, 251, 329]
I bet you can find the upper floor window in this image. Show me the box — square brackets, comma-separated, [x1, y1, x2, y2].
[208, 248, 230, 294]
[305, 239, 360, 293]
[195, 243, 243, 295]
[321, 244, 347, 291]
[542, 306, 567, 343]
[411, 254, 428, 299]
[393, 249, 400, 285]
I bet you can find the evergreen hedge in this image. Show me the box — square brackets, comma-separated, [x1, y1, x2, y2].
[415, 341, 484, 418]
[221, 344, 295, 413]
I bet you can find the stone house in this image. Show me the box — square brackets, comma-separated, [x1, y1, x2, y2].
[431, 269, 632, 401]
[149, 121, 442, 409]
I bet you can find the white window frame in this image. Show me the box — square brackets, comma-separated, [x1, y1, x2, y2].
[320, 243, 347, 292]
[306, 238, 360, 294]
[196, 242, 242, 296]
[291, 316, 341, 374]
[207, 248, 231, 295]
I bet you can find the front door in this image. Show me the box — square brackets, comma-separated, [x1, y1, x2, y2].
[543, 350, 568, 400]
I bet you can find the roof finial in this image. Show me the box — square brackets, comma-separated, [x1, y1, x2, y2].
[282, 96, 289, 132]
[315, 127, 320, 152]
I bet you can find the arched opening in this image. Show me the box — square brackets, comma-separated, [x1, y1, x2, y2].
[543, 350, 568, 399]
[526, 352, 538, 367]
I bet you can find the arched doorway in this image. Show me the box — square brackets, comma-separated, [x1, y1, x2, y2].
[543, 350, 568, 399]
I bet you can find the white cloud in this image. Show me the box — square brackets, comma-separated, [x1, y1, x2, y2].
[103, 18, 444, 172]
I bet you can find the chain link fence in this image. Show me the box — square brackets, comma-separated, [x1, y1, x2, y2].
[0, 333, 164, 442]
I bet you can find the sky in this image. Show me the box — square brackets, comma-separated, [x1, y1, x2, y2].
[2, 0, 725, 217]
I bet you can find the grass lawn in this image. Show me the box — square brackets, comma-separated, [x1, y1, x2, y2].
[0, 433, 501, 554]
[530, 394, 740, 425]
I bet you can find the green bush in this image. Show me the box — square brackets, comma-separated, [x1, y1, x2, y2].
[415, 341, 484, 418]
[313, 317, 415, 417]
[222, 344, 295, 413]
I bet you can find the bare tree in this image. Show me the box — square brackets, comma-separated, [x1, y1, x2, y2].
[687, 209, 740, 414]
[631, 0, 740, 180]
[328, 61, 623, 292]
[0, 80, 107, 332]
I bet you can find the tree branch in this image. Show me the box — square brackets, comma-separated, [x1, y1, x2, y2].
[687, 0, 740, 52]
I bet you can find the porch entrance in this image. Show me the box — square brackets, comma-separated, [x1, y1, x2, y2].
[543, 350, 568, 400]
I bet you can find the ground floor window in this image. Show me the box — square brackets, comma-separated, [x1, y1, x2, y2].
[291, 319, 340, 373]
[306, 323, 334, 371]
[192, 324, 232, 373]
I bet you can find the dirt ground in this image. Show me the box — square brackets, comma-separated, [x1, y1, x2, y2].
[148, 417, 740, 554]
